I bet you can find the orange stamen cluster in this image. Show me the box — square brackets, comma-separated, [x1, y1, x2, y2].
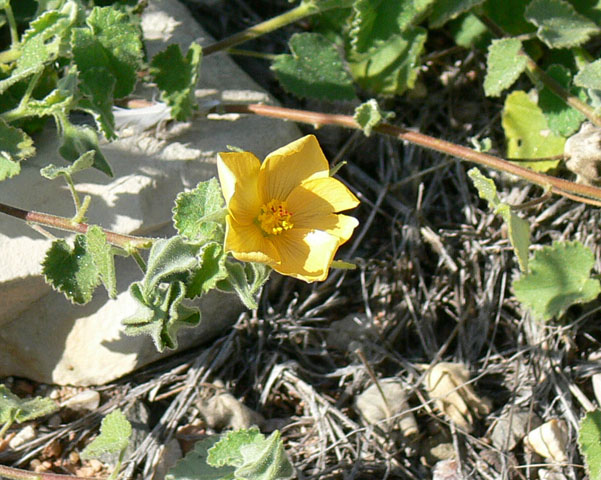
[257, 199, 293, 236]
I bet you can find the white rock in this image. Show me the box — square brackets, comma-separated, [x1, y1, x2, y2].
[61, 390, 101, 411]
[0, 0, 300, 385]
[9, 425, 36, 449]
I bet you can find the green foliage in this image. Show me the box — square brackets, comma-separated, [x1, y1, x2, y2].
[525, 0, 599, 48]
[501, 91, 564, 171]
[428, 0, 485, 28]
[0, 384, 57, 431]
[513, 241, 601, 321]
[81, 409, 132, 459]
[483, 38, 527, 97]
[353, 99, 394, 137]
[538, 64, 586, 137]
[166, 428, 293, 480]
[173, 179, 226, 243]
[40, 149, 95, 179]
[575, 59, 601, 90]
[579, 410, 601, 480]
[151, 42, 203, 121]
[272, 33, 355, 100]
[0, 119, 35, 180]
[217, 261, 271, 310]
[467, 168, 530, 273]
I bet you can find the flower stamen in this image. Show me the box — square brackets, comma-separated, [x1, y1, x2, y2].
[257, 199, 293, 236]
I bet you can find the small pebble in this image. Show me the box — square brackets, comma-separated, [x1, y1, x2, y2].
[9, 425, 36, 449]
[89, 459, 104, 472]
[69, 451, 80, 464]
[47, 414, 62, 428]
[61, 390, 100, 411]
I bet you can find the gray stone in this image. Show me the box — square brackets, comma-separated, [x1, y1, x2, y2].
[0, 0, 300, 385]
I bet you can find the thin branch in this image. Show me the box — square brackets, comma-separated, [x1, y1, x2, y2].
[0, 464, 101, 480]
[0, 203, 153, 249]
[218, 103, 601, 205]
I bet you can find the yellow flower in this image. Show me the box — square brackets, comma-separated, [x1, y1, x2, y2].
[217, 135, 359, 282]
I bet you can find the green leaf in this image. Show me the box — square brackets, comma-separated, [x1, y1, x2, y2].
[579, 410, 601, 480]
[467, 168, 530, 272]
[575, 59, 601, 90]
[483, 38, 527, 97]
[525, 0, 599, 48]
[0, 119, 35, 181]
[81, 409, 132, 459]
[448, 13, 489, 49]
[501, 90, 564, 171]
[539, 64, 586, 137]
[513, 241, 601, 321]
[235, 431, 294, 480]
[123, 281, 201, 351]
[151, 43, 202, 121]
[22, 88, 73, 118]
[208, 428, 264, 468]
[86, 226, 117, 299]
[72, 6, 143, 99]
[78, 67, 117, 139]
[173, 178, 225, 243]
[428, 0, 485, 28]
[217, 261, 271, 310]
[483, 0, 535, 36]
[272, 32, 355, 100]
[166, 437, 235, 480]
[186, 243, 228, 298]
[349, 0, 434, 53]
[0, 385, 57, 425]
[348, 27, 426, 96]
[58, 118, 113, 176]
[42, 235, 101, 305]
[40, 150, 95, 179]
[353, 99, 395, 137]
[142, 236, 200, 295]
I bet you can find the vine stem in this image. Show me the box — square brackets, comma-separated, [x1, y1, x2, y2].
[0, 464, 99, 480]
[0, 203, 153, 249]
[219, 103, 601, 206]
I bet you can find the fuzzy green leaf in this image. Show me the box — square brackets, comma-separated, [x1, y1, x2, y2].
[42, 235, 101, 305]
[72, 6, 143, 99]
[81, 410, 132, 459]
[525, 0, 599, 48]
[40, 150, 95, 179]
[235, 431, 294, 480]
[539, 64, 585, 137]
[142, 236, 200, 295]
[0, 385, 58, 425]
[468, 168, 530, 272]
[217, 262, 271, 310]
[579, 410, 601, 480]
[208, 428, 264, 468]
[348, 27, 426, 96]
[123, 281, 201, 351]
[483, 0, 535, 36]
[86, 226, 117, 299]
[575, 59, 601, 90]
[449, 13, 489, 48]
[353, 99, 395, 137]
[186, 243, 228, 298]
[484, 38, 527, 97]
[349, 0, 434, 53]
[21, 88, 73, 119]
[151, 43, 202, 121]
[502, 91, 564, 171]
[78, 67, 117, 139]
[0, 120, 35, 181]
[166, 437, 235, 480]
[272, 32, 355, 100]
[173, 178, 225, 243]
[513, 241, 601, 321]
[428, 0, 485, 28]
[58, 120, 113, 177]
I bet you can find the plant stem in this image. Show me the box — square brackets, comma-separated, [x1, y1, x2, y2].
[0, 202, 154, 249]
[0, 464, 98, 480]
[219, 103, 601, 206]
[3, 2, 19, 46]
[202, 2, 318, 56]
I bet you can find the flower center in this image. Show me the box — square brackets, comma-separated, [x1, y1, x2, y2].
[257, 199, 294, 236]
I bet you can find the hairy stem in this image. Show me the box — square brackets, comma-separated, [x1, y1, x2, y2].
[0, 464, 99, 480]
[0, 203, 153, 249]
[219, 103, 601, 206]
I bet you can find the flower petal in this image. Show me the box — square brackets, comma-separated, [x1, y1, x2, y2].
[225, 216, 280, 265]
[287, 177, 360, 219]
[218, 152, 262, 224]
[294, 213, 358, 242]
[259, 135, 329, 202]
[270, 228, 340, 282]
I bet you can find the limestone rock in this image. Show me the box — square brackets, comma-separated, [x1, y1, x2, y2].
[0, 0, 300, 385]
